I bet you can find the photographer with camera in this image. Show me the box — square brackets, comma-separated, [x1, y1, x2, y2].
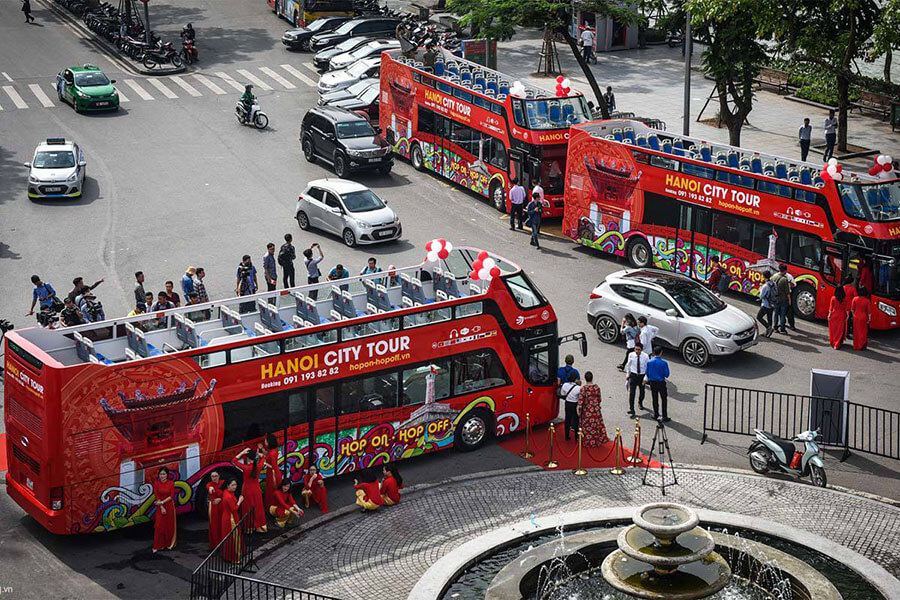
[28, 275, 62, 322]
[78, 291, 106, 323]
[235, 254, 258, 313]
[61, 297, 87, 327]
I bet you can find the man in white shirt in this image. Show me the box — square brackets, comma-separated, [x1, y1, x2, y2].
[508, 180, 526, 230]
[637, 316, 659, 355]
[559, 371, 582, 441]
[625, 343, 649, 416]
[823, 110, 837, 161]
[580, 25, 595, 63]
[531, 180, 544, 206]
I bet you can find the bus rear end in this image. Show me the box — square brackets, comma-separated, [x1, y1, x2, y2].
[3, 333, 66, 534]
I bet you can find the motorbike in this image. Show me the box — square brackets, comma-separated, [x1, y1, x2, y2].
[748, 428, 827, 487]
[143, 41, 184, 69]
[181, 37, 198, 64]
[235, 100, 269, 130]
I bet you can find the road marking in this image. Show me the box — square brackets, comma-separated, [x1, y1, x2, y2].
[123, 79, 154, 101]
[168, 75, 202, 97]
[280, 64, 316, 87]
[237, 69, 273, 91]
[115, 85, 130, 102]
[28, 84, 54, 107]
[147, 78, 179, 99]
[303, 63, 320, 75]
[3, 86, 28, 109]
[193, 74, 226, 95]
[216, 72, 245, 92]
[2, 72, 12, 82]
[260, 66, 295, 89]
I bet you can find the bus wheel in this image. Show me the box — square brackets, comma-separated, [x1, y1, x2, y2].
[626, 237, 652, 268]
[410, 143, 424, 171]
[455, 409, 491, 451]
[793, 283, 817, 321]
[490, 181, 507, 213]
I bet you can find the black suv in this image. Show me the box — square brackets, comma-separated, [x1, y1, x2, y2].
[309, 17, 400, 52]
[300, 106, 393, 177]
[281, 15, 351, 51]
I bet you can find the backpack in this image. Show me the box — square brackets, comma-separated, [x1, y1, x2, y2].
[277, 244, 291, 267]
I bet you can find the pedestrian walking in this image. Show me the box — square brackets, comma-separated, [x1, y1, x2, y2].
[617, 313, 639, 371]
[78, 290, 105, 322]
[531, 179, 544, 208]
[328, 263, 350, 290]
[576, 371, 608, 446]
[557, 354, 580, 386]
[28, 275, 60, 318]
[525, 193, 542, 249]
[858, 256, 874, 293]
[827, 285, 848, 349]
[798, 118, 812, 162]
[181, 267, 195, 297]
[784, 270, 798, 331]
[67, 276, 104, 303]
[771, 264, 791, 334]
[235, 255, 258, 313]
[193, 267, 209, 303]
[646, 347, 670, 422]
[22, 0, 35, 23]
[134, 271, 147, 307]
[219, 480, 243, 562]
[823, 110, 838, 161]
[559, 372, 581, 441]
[706, 256, 728, 294]
[604, 86, 616, 112]
[850, 286, 871, 351]
[508, 180, 526, 230]
[842, 276, 857, 339]
[128, 302, 146, 317]
[360, 256, 382, 276]
[235, 448, 267, 533]
[164, 281, 181, 307]
[625, 343, 649, 417]
[637, 316, 659, 355]
[278, 233, 297, 288]
[263, 242, 278, 292]
[144, 292, 155, 311]
[152, 468, 177, 552]
[757, 271, 775, 337]
[262, 434, 282, 515]
[304, 244, 324, 299]
[579, 24, 595, 63]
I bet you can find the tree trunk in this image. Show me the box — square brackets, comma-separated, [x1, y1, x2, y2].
[716, 81, 743, 146]
[885, 47, 893, 84]
[559, 27, 610, 118]
[836, 73, 850, 152]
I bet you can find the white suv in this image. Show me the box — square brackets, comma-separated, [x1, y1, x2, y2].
[295, 178, 401, 247]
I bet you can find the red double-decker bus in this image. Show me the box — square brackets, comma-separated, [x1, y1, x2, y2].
[4, 248, 583, 534]
[379, 49, 593, 217]
[563, 119, 900, 329]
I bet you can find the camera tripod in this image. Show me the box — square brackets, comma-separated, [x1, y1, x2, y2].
[641, 418, 678, 496]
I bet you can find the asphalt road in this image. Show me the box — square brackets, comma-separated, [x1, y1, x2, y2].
[1, 1, 899, 598]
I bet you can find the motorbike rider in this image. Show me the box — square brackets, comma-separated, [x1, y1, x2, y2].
[240, 84, 255, 121]
[181, 22, 196, 42]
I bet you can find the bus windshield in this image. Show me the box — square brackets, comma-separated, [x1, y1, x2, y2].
[838, 180, 900, 222]
[513, 97, 591, 130]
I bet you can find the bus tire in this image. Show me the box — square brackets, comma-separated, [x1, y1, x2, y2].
[490, 181, 507, 213]
[792, 283, 817, 321]
[455, 409, 492, 452]
[626, 237, 652, 268]
[410, 142, 424, 171]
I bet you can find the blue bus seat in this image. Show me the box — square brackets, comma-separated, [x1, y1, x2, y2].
[636, 136, 648, 147]
[648, 135, 660, 151]
[775, 162, 788, 179]
[700, 146, 712, 162]
[751, 157, 762, 173]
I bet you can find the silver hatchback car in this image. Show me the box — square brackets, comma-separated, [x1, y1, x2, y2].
[295, 178, 401, 247]
[587, 269, 758, 367]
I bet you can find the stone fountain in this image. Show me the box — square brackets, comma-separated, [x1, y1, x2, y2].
[600, 503, 731, 599]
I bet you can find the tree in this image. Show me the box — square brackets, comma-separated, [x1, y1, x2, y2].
[767, 0, 879, 152]
[869, 0, 900, 83]
[445, 0, 639, 118]
[686, 0, 769, 146]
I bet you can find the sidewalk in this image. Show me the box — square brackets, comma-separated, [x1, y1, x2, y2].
[495, 30, 899, 167]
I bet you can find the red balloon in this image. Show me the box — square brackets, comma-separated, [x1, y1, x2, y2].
[869, 165, 881, 176]
[469, 270, 479, 280]
[490, 266, 501, 278]
[472, 260, 483, 272]
[835, 165, 843, 172]
[425, 241, 433, 251]
[438, 248, 449, 259]
[437, 238, 446, 245]
[563, 87, 570, 95]
[556, 75, 564, 83]
[883, 163, 893, 172]
[478, 251, 489, 261]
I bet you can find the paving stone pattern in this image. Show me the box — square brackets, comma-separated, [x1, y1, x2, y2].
[256, 468, 900, 599]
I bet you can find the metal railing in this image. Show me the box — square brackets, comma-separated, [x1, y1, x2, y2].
[702, 384, 900, 462]
[205, 573, 340, 600]
[191, 509, 257, 600]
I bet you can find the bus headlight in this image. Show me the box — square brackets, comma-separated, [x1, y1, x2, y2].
[877, 301, 897, 317]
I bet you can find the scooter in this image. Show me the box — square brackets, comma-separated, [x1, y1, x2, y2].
[748, 428, 827, 487]
[235, 100, 268, 130]
[181, 37, 198, 64]
[143, 41, 184, 69]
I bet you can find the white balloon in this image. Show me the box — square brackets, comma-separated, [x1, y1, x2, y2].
[828, 157, 838, 167]
[444, 241, 453, 253]
[427, 251, 440, 262]
[482, 258, 496, 270]
[479, 268, 492, 280]
[884, 155, 893, 164]
[876, 155, 888, 165]
[561, 78, 570, 88]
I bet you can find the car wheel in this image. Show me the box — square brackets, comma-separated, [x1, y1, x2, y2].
[334, 153, 348, 178]
[300, 38, 311, 51]
[626, 237, 652, 268]
[296, 211, 310, 230]
[792, 283, 816, 321]
[378, 162, 392, 176]
[594, 315, 619, 344]
[490, 181, 507, 213]
[410, 142, 424, 171]
[302, 136, 316, 163]
[681, 337, 710, 367]
[455, 409, 491, 451]
[342, 228, 357, 247]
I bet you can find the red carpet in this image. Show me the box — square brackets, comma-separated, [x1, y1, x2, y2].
[499, 426, 660, 471]
[0, 433, 7, 472]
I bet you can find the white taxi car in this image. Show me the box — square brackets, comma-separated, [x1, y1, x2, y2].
[25, 138, 86, 200]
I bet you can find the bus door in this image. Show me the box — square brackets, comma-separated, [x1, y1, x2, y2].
[821, 241, 847, 287]
[674, 204, 712, 278]
[336, 373, 404, 474]
[508, 148, 526, 187]
[307, 384, 338, 477]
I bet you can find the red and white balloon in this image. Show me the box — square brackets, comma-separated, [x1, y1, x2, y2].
[425, 238, 453, 262]
[509, 81, 527, 98]
[821, 157, 843, 182]
[469, 251, 502, 281]
[555, 75, 571, 97]
[868, 154, 895, 180]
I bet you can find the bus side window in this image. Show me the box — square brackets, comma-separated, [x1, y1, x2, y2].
[485, 137, 507, 169]
[402, 359, 451, 406]
[288, 391, 308, 427]
[418, 107, 436, 135]
[452, 349, 509, 394]
[790, 233, 821, 270]
[315, 387, 335, 421]
[751, 224, 788, 259]
[192, 351, 226, 369]
[221, 392, 286, 448]
[650, 154, 679, 171]
[342, 372, 398, 414]
[527, 342, 553, 385]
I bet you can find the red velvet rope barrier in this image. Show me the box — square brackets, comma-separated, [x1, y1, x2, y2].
[528, 425, 551, 452]
[584, 439, 619, 463]
[555, 438, 580, 459]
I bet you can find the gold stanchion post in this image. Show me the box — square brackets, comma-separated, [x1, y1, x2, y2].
[545, 423, 558, 468]
[520, 412, 534, 459]
[573, 428, 587, 476]
[610, 428, 625, 475]
[626, 418, 643, 464]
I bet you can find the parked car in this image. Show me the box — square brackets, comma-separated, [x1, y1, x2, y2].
[300, 106, 393, 178]
[295, 178, 401, 247]
[309, 17, 400, 52]
[586, 269, 758, 367]
[281, 15, 351, 51]
[317, 57, 380, 94]
[319, 78, 378, 105]
[328, 38, 399, 71]
[312, 36, 372, 71]
[321, 80, 380, 120]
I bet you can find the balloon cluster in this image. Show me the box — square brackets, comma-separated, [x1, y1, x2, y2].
[821, 157, 843, 182]
[555, 75, 571, 97]
[425, 238, 453, 262]
[469, 251, 501, 281]
[509, 81, 527, 98]
[868, 154, 895, 180]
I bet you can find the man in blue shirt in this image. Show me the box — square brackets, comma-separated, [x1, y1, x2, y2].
[645, 347, 671, 422]
[557, 354, 580, 387]
[28, 275, 58, 318]
[263, 242, 278, 291]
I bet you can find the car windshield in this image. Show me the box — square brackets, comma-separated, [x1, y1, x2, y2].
[74, 72, 110, 86]
[336, 120, 375, 138]
[351, 43, 378, 58]
[308, 17, 339, 32]
[341, 189, 385, 212]
[512, 97, 591, 130]
[838, 180, 900, 222]
[347, 59, 374, 76]
[335, 37, 363, 52]
[358, 86, 378, 103]
[664, 281, 726, 317]
[346, 80, 375, 95]
[333, 20, 362, 35]
[33, 151, 76, 168]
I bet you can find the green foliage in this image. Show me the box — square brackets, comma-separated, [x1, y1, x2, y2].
[766, 57, 898, 104]
[869, 0, 900, 57]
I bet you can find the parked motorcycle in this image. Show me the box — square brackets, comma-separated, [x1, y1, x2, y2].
[748, 428, 827, 487]
[143, 41, 184, 69]
[235, 100, 268, 130]
[181, 38, 198, 65]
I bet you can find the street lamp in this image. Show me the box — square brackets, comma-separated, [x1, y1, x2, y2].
[683, 11, 691, 136]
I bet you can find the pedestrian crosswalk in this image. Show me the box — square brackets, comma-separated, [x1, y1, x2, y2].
[0, 63, 328, 111]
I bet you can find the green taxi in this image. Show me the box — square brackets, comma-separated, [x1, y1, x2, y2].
[56, 64, 120, 112]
